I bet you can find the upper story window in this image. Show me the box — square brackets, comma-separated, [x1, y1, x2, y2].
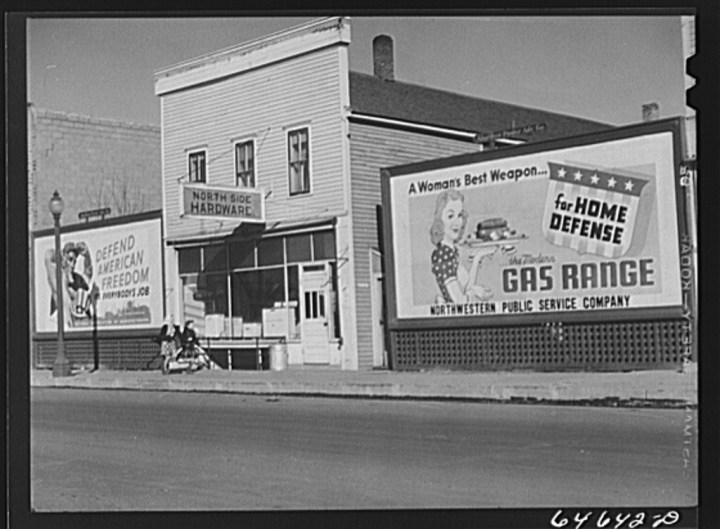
[288, 127, 310, 195]
[188, 150, 207, 183]
[235, 140, 255, 188]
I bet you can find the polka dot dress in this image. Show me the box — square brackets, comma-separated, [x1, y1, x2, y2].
[431, 243, 459, 303]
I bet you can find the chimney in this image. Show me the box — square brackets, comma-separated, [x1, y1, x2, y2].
[373, 35, 394, 82]
[642, 102, 660, 122]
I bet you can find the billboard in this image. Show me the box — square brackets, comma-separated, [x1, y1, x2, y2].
[34, 216, 163, 333]
[382, 120, 686, 327]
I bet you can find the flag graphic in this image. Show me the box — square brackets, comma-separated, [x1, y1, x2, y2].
[542, 162, 650, 258]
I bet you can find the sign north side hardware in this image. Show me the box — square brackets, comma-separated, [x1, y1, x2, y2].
[181, 184, 265, 223]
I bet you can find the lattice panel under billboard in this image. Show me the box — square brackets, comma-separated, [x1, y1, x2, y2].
[33, 336, 159, 370]
[391, 320, 686, 371]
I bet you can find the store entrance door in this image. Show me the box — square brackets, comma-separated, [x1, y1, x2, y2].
[301, 264, 331, 364]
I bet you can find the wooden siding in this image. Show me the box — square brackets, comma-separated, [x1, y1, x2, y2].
[161, 46, 347, 241]
[349, 123, 481, 369]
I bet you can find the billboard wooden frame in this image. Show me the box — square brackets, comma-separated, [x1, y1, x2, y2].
[380, 118, 688, 331]
[31, 209, 166, 335]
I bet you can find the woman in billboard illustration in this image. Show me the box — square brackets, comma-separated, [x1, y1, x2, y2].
[430, 189, 496, 303]
[44, 241, 96, 326]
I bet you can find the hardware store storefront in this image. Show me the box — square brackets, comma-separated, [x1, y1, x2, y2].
[168, 220, 344, 368]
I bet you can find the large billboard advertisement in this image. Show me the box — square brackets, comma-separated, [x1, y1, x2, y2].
[34, 217, 163, 333]
[382, 120, 685, 327]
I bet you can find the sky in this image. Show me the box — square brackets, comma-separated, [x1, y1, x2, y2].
[27, 15, 689, 127]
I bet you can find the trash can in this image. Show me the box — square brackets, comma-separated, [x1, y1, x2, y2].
[269, 342, 288, 371]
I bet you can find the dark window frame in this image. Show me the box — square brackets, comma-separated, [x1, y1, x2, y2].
[257, 237, 284, 267]
[286, 232, 312, 263]
[203, 243, 227, 273]
[178, 247, 202, 274]
[188, 150, 207, 183]
[288, 127, 310, 195]
[229, 239, 256, 270]
[235, 140, 255, 188]
[312, 230, 336, 261]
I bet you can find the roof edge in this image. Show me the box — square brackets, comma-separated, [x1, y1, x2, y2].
[155, 17, 351, 96]
[28, 104, 160, 131]
[348, 70, 612, 129]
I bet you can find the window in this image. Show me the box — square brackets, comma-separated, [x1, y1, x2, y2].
[235, 140, 255, 188]
[204, 244, 227, 272]
[231, 267, 285, 323]
[188, 151, 207, 183]
[329, 262, 341, 338]
[180, 273, 228, 335]
[197, 273, 229, 316]
[178, 247, 201, 274]
[312, 230, 335, 261]
[287, 265, 300, 338]
[288, 128, 310, 195]
[229, 240, 255, 270]
[178, 235, 337, 338]
[257, 237, 284, 266]
[286, 233, 312, 263]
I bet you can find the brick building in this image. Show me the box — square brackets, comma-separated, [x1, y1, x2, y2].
[29, 104, 163, 369]
[27, 104, 161, 230]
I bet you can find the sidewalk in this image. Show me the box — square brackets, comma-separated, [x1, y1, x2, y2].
[31, 363, 698, 407]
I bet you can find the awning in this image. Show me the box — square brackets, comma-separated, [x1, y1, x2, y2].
[166, 215, 337, 247]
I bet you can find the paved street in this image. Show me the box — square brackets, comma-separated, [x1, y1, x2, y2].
[31, 388, 697, 511]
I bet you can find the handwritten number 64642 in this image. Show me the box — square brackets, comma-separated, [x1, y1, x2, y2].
[550, 509, 680, 529]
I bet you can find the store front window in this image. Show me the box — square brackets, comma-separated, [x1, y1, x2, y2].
[178, 247, 201, 274]
[286, 233, 312, 263]
[257, 237, 283, 266]
[204, 243, 227, 272]
[313, 230, 335, 260]
[176, 229, 336, 340]
[180, 272, 228, 335]
[229, 239, 255, 269]
[178, 245, 227, 335]
[231, 268, 284, 322]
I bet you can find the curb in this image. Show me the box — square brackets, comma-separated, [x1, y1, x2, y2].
[31, 369, 697, 408]
[30, 384, 696, 409]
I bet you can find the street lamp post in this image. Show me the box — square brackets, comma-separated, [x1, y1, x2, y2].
[50, 190, 72, 377]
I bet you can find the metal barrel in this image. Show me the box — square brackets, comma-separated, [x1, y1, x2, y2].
[269, 342, 288, 371]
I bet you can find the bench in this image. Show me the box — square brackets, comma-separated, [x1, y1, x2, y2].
[202, 336, 285, 370]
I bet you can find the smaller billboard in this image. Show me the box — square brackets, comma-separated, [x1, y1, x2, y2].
[182, 184, 264, 223]
[34, 216, 163, 333]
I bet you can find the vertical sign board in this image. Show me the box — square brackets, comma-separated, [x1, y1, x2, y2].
[381, 119, 687, 330]
[34, 216, 163, 333]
